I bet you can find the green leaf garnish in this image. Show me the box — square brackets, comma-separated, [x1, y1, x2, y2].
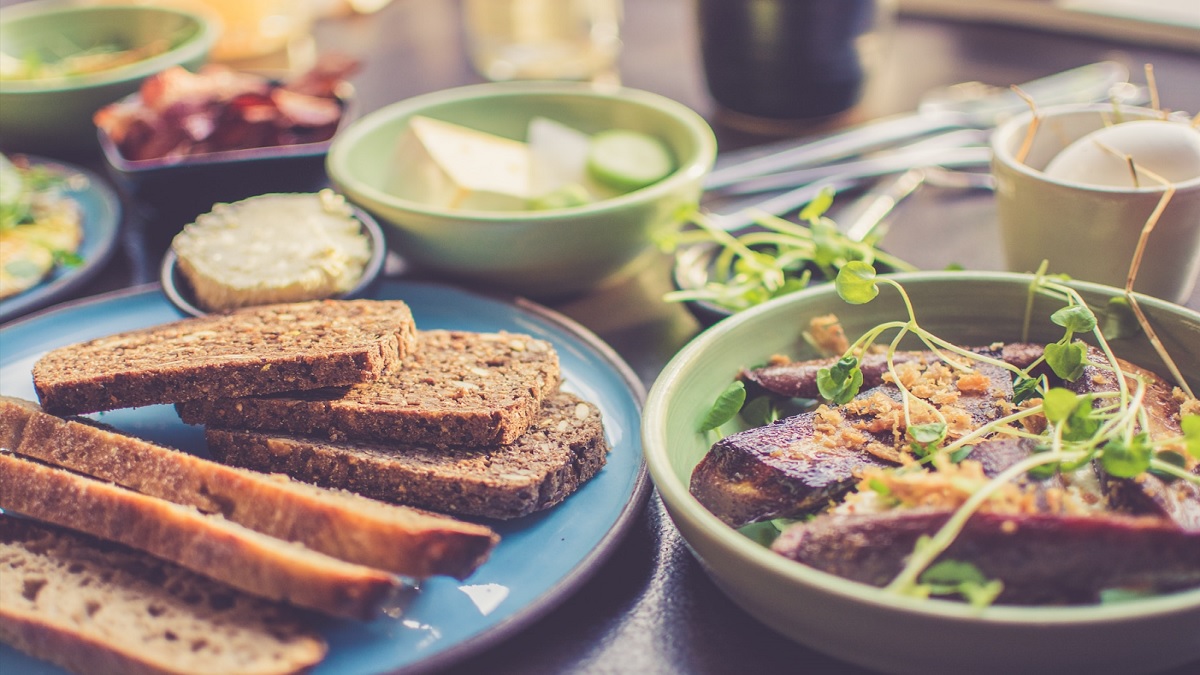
[918, 560, 1004, 609]
[740, 395, 779, 428]
[52, 250, 83, 267]
[1041, 388, 1080, 424]
[908, 423, 946, 457]
[1101, 433, 1152, 478]
[699, 380, 746, 433]
[1044, 341, 1087, 381]
[1149, 450, 1188, 482]
[1012, 375, 1042, 404]
[949, 445, 975, 464]
[1050, 305, 1097, 333]
[834, 261, 879, 304]
[816, 356, 863, 405]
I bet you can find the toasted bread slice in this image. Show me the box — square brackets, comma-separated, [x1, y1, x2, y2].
[0, 516, 327, 675]
[0, 396, 498, 580]
[0, 452, 401, 620]
[207, 392, 609, 519]
[178, 330, 560, 447]
[32, 299, 417, 415]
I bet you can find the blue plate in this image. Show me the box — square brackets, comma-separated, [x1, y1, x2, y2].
[0, 280, 650, 674]
[0, 156, 122, 325]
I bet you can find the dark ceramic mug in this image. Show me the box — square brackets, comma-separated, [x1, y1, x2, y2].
[695, 0, 887, 124]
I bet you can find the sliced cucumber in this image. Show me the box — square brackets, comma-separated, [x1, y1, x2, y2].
[586, 130, 675, 193]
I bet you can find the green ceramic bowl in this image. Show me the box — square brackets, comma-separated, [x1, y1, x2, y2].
[326, 82, 716, 298]
[644, 271, 1200, 675]
[0, 0, 217, 155]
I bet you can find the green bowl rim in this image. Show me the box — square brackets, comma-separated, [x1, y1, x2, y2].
[0, 0, 218, 95]
[644, 269, 1200, 625]
[326, 81, 718, 223]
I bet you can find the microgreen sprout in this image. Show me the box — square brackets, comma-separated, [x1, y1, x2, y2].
[698, 380, 747, 435]
[914, 558, 1004, 608]
[803, 262, 1200, 603]
[660, 191, 917, 314]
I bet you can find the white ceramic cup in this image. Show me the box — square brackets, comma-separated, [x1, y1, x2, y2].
[990, 104, 1200, 304]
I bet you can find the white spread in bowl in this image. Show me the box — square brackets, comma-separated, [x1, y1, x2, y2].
[172, 190, 371, 311]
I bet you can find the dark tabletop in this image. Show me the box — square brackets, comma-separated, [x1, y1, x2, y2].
[3, 1, 1199, 673]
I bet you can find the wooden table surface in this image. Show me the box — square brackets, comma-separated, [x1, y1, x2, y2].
[3, 1, 1199, 673]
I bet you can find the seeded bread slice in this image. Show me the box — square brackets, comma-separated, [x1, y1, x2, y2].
[178, 330, 561, 447]
[0, 396, 498, 580]
[0, 452, 401, 620]
[0, 516, 327, 675]
[32, 299, 417, 416]
[207, 392, 609, 520]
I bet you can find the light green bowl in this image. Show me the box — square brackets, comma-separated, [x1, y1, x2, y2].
[0, 0, 217, 155]
[643, 271, 1200, 675]
[326, 82, 716, 298]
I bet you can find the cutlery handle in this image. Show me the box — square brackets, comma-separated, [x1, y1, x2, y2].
[712, 129, 988, 196]
[707, 146, 992, 232]
[706, 110, 968, 190]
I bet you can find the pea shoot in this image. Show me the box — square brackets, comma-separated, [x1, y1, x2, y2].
[661, 190, 917, 314]
[697, 258, 1199, 605]
[809, 263, 1200, 601]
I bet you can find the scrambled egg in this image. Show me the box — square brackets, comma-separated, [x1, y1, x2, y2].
[0, 156, 84, 300]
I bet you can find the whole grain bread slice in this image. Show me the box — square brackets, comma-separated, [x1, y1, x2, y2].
[177, 330, 560, 447]
[32, 299, 417, 416]
[0, 452, 401, 620]
[207, 391, 609, 519]
[0, 395, 498, 580]
[0, 516, 327, 675]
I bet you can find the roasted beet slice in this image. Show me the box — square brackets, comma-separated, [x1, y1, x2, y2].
[690, 410, 894, 528]
[1066, 347, 1200, 530]
[692, 352, 1016, 527]
[742, 352, 916, 399]
[743, 345, 1039, 400]
[771, 509, 1200, 604]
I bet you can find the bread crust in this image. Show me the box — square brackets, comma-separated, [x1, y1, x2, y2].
[0, 452, 401, 620]
[0, 517, 327, 675]
[0, 396, 499, 580]
[207, 392, 609, 519]
[32, 299, 416, 415]
[177, 330, 561, 447]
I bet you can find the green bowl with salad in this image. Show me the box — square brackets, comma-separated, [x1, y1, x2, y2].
[644, 270, 1200, 674]
[0, 0, 217, 155]
[327, 81, 717, 298]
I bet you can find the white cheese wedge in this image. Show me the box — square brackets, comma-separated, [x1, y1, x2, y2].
[528, 116, 591, 197]
[172, 191, 371, 312]
[389, 116, 532, 211]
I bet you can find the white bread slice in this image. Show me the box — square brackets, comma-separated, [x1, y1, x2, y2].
[0, 395, 498, 580]
[0, 516, 327, 675]
[0, 451, 400, 620]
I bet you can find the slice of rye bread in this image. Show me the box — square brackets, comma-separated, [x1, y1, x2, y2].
[32, 299, 418, 416]
[0, 396, 499, 580]
[207, 392, 609, 520]
[0, 516, 327, 675]
[177, 330, 561, 447]
[0, 452, 402, 621]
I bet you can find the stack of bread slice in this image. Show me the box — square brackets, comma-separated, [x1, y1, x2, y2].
[2, 298, 611, 674]
[181, 328, 611, 519]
